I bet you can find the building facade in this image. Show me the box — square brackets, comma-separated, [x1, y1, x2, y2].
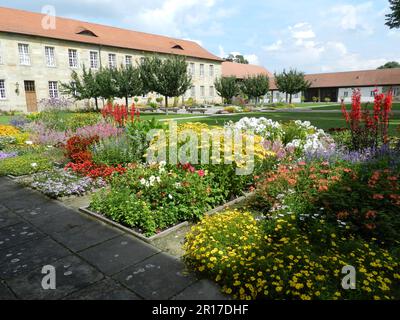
[0, 7, 223, 112]
[270, 69, 400, 104]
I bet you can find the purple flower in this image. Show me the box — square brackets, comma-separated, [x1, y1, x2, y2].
[0, 151, 18, 160]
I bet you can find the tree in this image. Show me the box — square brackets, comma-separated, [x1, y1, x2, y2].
[377, 61, 400, 69]
[139, 55, 192, 114]
[112, 65, 144, 106]
[61, 66, 102, 111]
[274, 69, 311, 104]
[214, 76, 240, 104]
[95, 67, 117, 103]
[386, 0, 400, 29]
[225, 54, 249, 64]
[241, 74, 270, 105]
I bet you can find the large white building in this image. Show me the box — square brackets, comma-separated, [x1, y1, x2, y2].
[0, 7, 223, 112]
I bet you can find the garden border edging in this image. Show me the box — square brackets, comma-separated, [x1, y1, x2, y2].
[79, 192, 254, 244]
[79, 206, 189, 244]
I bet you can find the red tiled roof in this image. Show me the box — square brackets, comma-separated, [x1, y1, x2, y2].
[222, 61, 273, 79]
[0, 6, 223, 62]
[270, 69, 400, 90]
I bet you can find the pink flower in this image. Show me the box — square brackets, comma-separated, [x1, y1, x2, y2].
[197, 170, 205, 177]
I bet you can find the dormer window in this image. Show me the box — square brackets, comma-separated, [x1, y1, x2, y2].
[76, 27, 98, 37]
[172, 44, 184, 50]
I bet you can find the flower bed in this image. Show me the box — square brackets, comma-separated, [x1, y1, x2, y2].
[19, 169, 107, 199]
[184, 209, 400, 300]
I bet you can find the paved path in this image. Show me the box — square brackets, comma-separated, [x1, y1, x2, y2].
[0, 177, 226, 300]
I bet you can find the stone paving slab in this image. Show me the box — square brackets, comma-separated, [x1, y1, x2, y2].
[0, 177, 227, 300]
[0, 281, 16, 300]
[63, 278, 142, 300]
[0, 237, 70, 280]
[52, 220, 123, 252]
[0, 222, 45, 250]
[113, 253, 197, 300]
[0, 208, 23, 229]
[7, 255, 104, 300]
[172, 279, 229, 300]
[79, 235, 160, 276]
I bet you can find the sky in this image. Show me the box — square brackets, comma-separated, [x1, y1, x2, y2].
[1, 0, 399, 74]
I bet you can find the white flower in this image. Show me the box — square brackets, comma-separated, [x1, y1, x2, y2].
[25, 141, 33, 145]
[175, 182, 181, 188]
[168, 194, 173, 200]
[140, 178, 147, 186]
[31, 163, 37, 168]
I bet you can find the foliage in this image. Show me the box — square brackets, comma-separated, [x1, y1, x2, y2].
[90, 163, 214, 236]
[91, 135, 140, 166]
[38, 97, 74, 111]
[184, 209, 400, 300]
[241, 75, 270, 104]
[224, 54, 249, 64]
[0, 152, 52, 176]
[377, 61, 400, 69]
[274, 69, 311, 104]
[111, 65, 144, 106]
[214, 77, 239, 104]
[23, 169, 106, 199]
[139, 55, 192, 109]
[253, 160, 400, 247]
[386, 0, 400, 29]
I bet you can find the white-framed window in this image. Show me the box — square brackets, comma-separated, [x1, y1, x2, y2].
[394, 88, 399, 96]
[140, 57, 146, 65]
[108, 53, 117, 69]
[191, 86, 196, 97]
[45, 46, 56, 67]
[209, 65, 214, 77]
[189, 63, 195, 76]
[343, 91, 349, 98]
[125, 55, 132, 67]
[200, 64, 204, 77]
[68, 49, 78, 68]
[200, 86, 205, 97]
[0, 80, 6, 99]
[370, 91, 375, 97]
[49, 81, 59, 98]
[294, 93, 299, 98]
[90, 51, 99, 69]
[209, 86, 214, 97]
[18, 43, 30, 65]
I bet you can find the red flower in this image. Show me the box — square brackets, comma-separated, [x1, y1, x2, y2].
[197, 170, 205, 177]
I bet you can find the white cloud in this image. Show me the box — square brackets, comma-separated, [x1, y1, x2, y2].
[263, 40, 283, 52]
[244, 54, 260, 65]
[329, 2, 374, 34]
[183, 38, 203, 46]
[289, 22, 316, 41]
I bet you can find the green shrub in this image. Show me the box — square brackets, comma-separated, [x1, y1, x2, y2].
[90, 164, 214, 236]
[184, 209, 400, 300]
[0, 153, 53, 176]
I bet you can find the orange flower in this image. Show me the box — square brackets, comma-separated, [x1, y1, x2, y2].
[365, 223, 376, 230]
[343, 168, 352, 173]
[373, 194, 384, 200]
[365, 210, 377, 219]
[319, 185, 329, 192]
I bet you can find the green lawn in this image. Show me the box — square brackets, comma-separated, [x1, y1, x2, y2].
[309, 103, 400, 111]
[0, 115, 12, 124]
[178, 112, 400, 135]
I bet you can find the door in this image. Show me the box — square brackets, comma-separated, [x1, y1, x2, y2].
[24, 81, 38, 112]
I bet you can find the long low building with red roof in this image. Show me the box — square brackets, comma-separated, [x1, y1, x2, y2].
[221, 62, 400, 103]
